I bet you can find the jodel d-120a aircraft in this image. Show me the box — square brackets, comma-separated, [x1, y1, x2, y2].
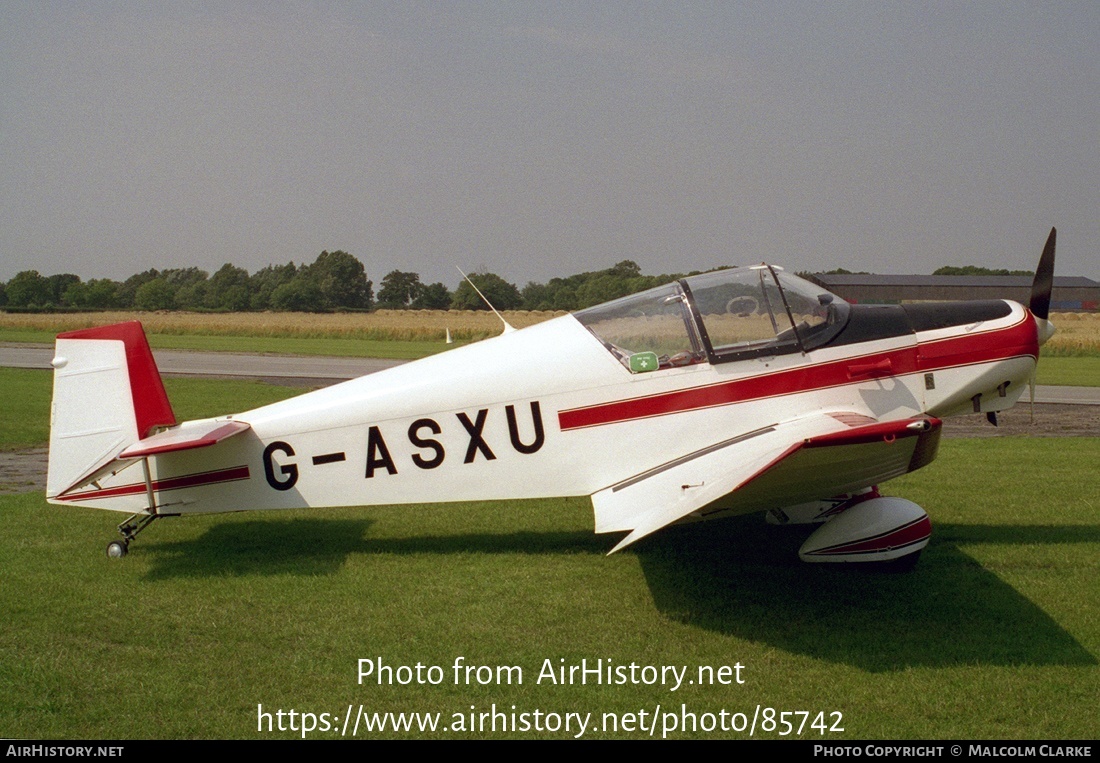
[47, 229, 1058, 566]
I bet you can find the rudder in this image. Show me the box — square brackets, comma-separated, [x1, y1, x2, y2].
[47, 322, 176, 498]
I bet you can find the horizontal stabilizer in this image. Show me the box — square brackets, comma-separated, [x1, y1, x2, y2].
[54, 420, 252, 500]
[120, 420, 251, 458]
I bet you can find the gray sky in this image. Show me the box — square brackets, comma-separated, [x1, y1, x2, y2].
[2, 1, 1097, 289]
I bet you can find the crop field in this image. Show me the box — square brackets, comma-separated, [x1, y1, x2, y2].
[0, 368, 1097, 740]
[0, 309, 560, 344]
[1042, 311, 1100, 356]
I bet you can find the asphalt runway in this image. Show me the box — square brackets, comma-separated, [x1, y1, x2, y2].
[3, 342, 1097, 404]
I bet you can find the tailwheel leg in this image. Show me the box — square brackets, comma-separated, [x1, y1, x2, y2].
[105, 456, 161, 559]
[106, 512, 159, 559]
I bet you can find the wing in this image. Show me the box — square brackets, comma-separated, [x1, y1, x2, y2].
[593, 412, 941, 553]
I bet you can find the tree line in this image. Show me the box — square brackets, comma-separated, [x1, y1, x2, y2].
[0, 252, 695, 313]
[0, 251, 374, 312]
[1, 252, 1026, 313]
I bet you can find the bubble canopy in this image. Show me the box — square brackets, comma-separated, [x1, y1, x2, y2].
[574, 265, 850, 371]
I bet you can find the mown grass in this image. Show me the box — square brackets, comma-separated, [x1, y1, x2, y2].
[0, 368, 53, 450]
[0, 368, 302, 451]
[1, 373, 1097, 739]
[1035, 357, 1100, 387]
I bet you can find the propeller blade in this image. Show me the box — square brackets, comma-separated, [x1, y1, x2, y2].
[1029, 227, 1056, 320]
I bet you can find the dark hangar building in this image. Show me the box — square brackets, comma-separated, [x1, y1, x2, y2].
[806, 274, 1100, 312]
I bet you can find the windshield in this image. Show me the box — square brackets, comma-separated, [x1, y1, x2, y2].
[576, 265, 848, 371]
[684, 266, 799, 356]
[772, 269, 849, 349]
[573, 282, 704, 371]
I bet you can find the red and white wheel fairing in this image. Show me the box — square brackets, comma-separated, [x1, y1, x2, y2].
[798, 497, 931, 563]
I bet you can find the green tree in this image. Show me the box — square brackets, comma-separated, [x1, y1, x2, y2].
[410, 282, 451, 310]
[377, 270, 423, 309]
[609, 259, 642, 279]
[174, 281, 208, 310]
[270, 277, 325, 311]
[84, 279, 121, 308]
[134, 278, 177, 311]
[520, 281, 554, 311]
[158, 268, 209, 310]
[304, 250, 372, 309]
[249, 263, 298, 310]
[63, 278, 121, 308]
[205, 264, 250, 311]
[575, 273, 636, 308]
[117, 269, 161, 308]
[48, 274, 81, 305]
[516, 259, 676, 312]
[161, 267, 208, 287]
[5, 271, 53, 307]
[550, 285, 579, 311]
[451, 272, 522, 311]
[932, 265, 1031, 276]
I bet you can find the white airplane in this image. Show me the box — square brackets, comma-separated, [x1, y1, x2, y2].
[46, 230, 1058, 567]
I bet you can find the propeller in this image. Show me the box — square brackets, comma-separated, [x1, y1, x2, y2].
[1029, 227, 1056, 321]
[1028, 227, 1057, 422]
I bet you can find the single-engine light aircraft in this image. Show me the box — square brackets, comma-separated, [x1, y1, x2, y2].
[47, 230, 1058, 567]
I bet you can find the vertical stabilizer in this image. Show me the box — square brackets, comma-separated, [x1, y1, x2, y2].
[47, 322, 176, 498]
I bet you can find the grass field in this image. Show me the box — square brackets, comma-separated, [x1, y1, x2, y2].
[1, 371, 1097, 739]
[0, 368, 302, 452]
[1035, 357, 1100, 387]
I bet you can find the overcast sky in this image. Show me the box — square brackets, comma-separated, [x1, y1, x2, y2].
[2, 2, 1097, 289]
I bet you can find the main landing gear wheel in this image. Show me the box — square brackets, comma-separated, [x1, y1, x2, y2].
[106, 540, 129, 559]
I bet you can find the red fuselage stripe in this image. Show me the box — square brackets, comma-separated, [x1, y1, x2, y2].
[58, 466, 250, 502]
[558, 315, 1037, 431]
